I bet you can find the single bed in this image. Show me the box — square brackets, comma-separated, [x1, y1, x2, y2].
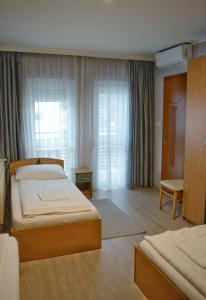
[9, 158, 101, 262]
[134, 226, 206, 300]
[0, 234, 20, 300]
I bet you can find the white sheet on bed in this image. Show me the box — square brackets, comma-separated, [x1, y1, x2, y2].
[38, 189, 71, 201]
[144, 225, 206, 298]
[177, 226, 206, 270]
[19, 179, 92, 217]
[0, 235, 19, 300]
[11, 176, 99, 230]
[140, 240, 205, 300]
[0, 234, 9, 300]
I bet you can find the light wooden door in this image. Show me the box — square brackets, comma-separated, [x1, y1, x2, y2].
[183, 56, 206, 224]
[161, 73, 187, 180]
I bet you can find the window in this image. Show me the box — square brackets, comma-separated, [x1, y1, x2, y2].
[94, 80, 129, 189]
[24, 78, 77, 175]
[21, 55, 130, 189]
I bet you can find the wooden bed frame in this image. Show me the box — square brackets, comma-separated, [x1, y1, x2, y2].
[134, 246, 188, 300]
[9, 158, 101, 262]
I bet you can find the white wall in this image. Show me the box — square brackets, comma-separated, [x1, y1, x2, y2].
[154, 41, 206, 187]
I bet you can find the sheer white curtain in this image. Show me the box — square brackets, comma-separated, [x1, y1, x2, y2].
[80, 58, 129, 190]
[21, 54, 78, 176]
[94, 80, 129, 189]
[21, 54, 129, 189]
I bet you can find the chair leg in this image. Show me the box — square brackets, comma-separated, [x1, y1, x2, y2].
[160, 186, 163, 210]
[172, 191, 178, 219]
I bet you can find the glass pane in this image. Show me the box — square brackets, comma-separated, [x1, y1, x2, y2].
[95, 80, 129, 189]
[28, 78, 76, 176]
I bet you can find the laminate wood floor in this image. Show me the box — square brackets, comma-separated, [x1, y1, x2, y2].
[20, 188, 191, 300]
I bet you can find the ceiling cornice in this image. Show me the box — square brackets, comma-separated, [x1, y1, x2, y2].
[0, 43, 155, 61]
[192, 38, 206, 45]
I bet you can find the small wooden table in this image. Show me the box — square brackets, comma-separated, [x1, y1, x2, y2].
[71, 168, 92, 199]
[160, 179, 184, 219]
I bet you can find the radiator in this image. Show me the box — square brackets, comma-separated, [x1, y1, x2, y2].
[0, 159, 6, 224]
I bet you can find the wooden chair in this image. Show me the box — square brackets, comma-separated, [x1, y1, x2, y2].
[160, 180, 184, 219]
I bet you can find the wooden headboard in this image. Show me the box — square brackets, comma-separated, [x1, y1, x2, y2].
[9, 158, 64, 176]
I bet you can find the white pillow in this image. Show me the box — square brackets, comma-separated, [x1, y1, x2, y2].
[16, 164, 67, 181]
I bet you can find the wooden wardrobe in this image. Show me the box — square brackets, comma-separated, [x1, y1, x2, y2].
[183, 55, 206, 224]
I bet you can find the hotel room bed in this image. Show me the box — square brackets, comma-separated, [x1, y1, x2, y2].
[135, 226, 206, 300]
[0, 234, 20, 300]
[9, 158, 101, 262]
[11, 175, 99, 230]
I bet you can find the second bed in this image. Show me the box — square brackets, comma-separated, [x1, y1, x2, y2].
[135, 226, 206, 300]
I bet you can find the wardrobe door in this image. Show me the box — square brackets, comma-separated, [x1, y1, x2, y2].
[183, 56, 206, 224]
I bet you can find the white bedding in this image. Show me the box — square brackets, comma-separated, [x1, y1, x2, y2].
[140, 225, 206, 300]
[11, 176, 99, 230]
[145, 226, 206, 297]
[0, 234, 20, 300]
[20, 179, 92, 217]
[140, 240, 205, 300]
[177, 226, 206, 270]
[0, 234, 9, 300]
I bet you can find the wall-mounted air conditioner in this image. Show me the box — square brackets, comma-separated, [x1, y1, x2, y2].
[155, 44, 192, 69]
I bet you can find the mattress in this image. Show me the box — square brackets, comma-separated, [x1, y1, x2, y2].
[11, 176, 100, 230]
[3, 236, 20, 300]
[140, 240, 205, 300]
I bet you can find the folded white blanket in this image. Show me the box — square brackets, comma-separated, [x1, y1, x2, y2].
[0, 234, 9, 300]
[38, 189, 71, 201]
[145, 225, 206, 297]
[19, 179, 92, 217]
[177, 227, 206, 270]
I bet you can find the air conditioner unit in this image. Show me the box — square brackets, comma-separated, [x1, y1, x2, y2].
[155, 44, 192, 69]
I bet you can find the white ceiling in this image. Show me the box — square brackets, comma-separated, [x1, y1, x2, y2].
[0, 0, 206, 57]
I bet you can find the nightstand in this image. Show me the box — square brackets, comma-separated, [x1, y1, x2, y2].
[71, 168, 92, 199]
